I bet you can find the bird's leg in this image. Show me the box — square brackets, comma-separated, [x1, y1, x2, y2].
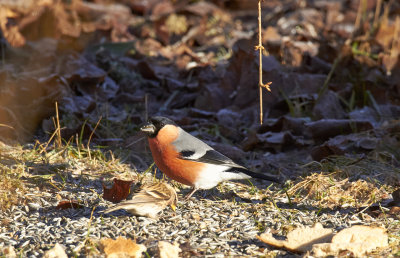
[184, 188, 198, 200]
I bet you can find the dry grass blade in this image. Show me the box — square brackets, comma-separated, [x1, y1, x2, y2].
[0, 123, 14, 129]
[87, 116, 102, 160]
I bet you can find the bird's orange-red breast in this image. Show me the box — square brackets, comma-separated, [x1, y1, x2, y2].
[148, 124, 204, 186]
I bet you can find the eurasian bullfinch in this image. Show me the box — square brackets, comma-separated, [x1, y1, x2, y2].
[141, 116, 282, 199]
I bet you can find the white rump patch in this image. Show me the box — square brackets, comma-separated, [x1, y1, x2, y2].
[194, 164, 251, 190]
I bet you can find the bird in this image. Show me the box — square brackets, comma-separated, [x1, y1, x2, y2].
[140, 116, 282, 199]
[103, 182, 178, 219]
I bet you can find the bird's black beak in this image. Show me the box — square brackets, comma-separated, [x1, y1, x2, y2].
[140, 122, 156, 134]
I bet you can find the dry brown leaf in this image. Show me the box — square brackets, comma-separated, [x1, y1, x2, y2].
[43, 243, 68, 258]
[257, 223, 334, 253]
[312, 225, 388, 257]
[100, 237, 146, 258]
[158, 241, 181, 258]
[102, 178, 134, 203]
[56, 200, 83, 210]
[376, 16, 395, 49]
[0, 8, 25, 47]
[382, 16, 400, 75]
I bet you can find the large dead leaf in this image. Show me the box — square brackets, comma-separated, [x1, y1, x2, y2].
[312, 226, 388, 257]
[305, 119, 373, 141]
[259, 224, 388, 256]
[100, 237, 146, 258]
[257, 223, 334, 253]
[311, 134, 378, 161]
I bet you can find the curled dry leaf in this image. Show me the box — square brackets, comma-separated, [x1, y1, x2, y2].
[257, 223, 334, 253]
[305, 119, 374, 141]
[56, 200, 83, 210]
[312, 225, 388, 257]
[158, 241, 181, 258]
[100, 237, 146, 258]
[102, 178, 134, 203]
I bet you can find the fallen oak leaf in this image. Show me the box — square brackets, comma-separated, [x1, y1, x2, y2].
[56, 200, 83, 210]
[100, 237, 146, 258]
[103, 178, 134, 203]
[257, 223, 334, 253]
[312, 225, 388, 257]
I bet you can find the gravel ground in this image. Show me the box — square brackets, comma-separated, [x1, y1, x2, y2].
[0, 172, 399, 257]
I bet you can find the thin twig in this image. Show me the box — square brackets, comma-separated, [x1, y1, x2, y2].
[255, 0, 272, 125]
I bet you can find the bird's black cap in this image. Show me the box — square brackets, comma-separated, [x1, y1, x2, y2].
[140, 116, 176, 137]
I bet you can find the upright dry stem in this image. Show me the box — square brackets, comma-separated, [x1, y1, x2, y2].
[55, 102, 62, 148]
[256, 0, 272, 125]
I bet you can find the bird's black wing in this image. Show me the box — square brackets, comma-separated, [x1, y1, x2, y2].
[179, 149, 243, 168]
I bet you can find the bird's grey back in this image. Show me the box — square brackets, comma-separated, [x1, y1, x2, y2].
[172, 127, 212, 159]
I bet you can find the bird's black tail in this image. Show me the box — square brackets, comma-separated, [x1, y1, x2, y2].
[234, 167, 283, 184]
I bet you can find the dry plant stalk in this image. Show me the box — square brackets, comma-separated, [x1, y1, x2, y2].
[255, 0, 272, 125]
[87, 116, 102, 160]
[373, 0, 383, 30]
[354, 0, 367, 36]
[55, 101, 62, 148]
[42, 102, 62, 154]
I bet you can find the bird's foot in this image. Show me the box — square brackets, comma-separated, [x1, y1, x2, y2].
[183, 188, 198, 200]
